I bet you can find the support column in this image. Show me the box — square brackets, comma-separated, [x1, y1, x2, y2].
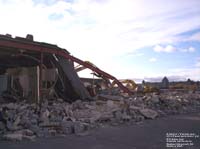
[39, 52, 44, 104]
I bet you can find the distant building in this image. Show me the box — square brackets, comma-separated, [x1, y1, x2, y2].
[187, 78, 194, 85]
[142, 80, 145, 85]
[139, 76, 200, 91]
[161, 76, 169, 89]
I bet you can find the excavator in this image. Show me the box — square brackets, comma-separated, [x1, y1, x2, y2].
[111, 79, 137, 91]
[142, 85, 159, 93]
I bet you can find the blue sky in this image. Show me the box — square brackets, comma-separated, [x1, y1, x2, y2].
[0, 0, 199, 82]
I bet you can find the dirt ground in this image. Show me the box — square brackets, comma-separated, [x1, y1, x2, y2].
[0, 112, 200, 149]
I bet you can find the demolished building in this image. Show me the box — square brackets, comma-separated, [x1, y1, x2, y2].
[0, 34, 200, 142]
[0, 34, 91, 103]
[0, 34, 132, 103]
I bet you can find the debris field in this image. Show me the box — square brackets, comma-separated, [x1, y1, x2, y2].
[0, 34, 200, 141]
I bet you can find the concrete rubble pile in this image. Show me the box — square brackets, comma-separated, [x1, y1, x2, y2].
[0, 92, 200, 141]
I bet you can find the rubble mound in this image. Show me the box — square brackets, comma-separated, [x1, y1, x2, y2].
[0, 92, 200, 141]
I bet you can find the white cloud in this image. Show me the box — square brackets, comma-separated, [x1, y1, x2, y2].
[154, 45, 196, 53]
[165, 45, 177, 53]
[0, 0, 199, 79]
[149, 58, 157, 62]
[0, 0, 199, 55]
[153, 45, 177, 53]
[153, 45, 163, 52]
[188, 47, 196, 52]
[180, 47, 196, 52]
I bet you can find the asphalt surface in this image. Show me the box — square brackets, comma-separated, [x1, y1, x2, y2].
[0, 113, 200, 149]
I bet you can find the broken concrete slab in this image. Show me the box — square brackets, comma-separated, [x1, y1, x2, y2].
[3, 133, 23, 141]
[56, 56, 91, 101]
[73, 122, 87, 135]
[150, 95, 160, 103]
[98, 94, 124, 101]
[3, 129, 36, 141]
[139, 109, 158, 119]
[61, 121, 74, 134]
[113, 110, 131, 121]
